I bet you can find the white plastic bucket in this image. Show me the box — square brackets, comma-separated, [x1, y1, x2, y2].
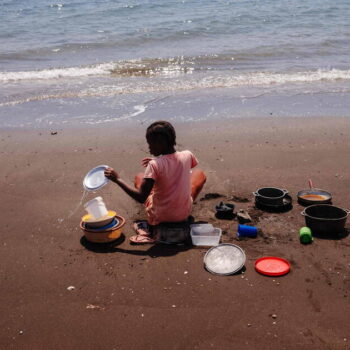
[84, 196, 108, 220]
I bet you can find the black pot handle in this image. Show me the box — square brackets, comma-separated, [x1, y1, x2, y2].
[301, 210, 306, 216]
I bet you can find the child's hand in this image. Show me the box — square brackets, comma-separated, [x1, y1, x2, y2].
[104, 167, 119, 183]
[141, 157, 153, 167]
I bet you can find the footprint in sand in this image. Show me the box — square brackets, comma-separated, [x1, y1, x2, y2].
[306, 289, 322, 313]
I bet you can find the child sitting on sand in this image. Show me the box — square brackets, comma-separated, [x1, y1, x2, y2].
[104, 120, 206, 244]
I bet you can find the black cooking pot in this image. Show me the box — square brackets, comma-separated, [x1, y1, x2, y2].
[253, 187, 289, 206]
[301, 204, 349, 236]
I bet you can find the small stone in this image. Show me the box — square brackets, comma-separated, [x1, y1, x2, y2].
[19, 330, 24, 335]
[172, 305, 176, 308]
[272, 314, 277, 319]
[67, 286, 75, 291]
[272, 321, 277, 325]
[184, 271, 188, 275]
[86, 304, 104, 310]
[141, 313, 144, 317]
[247, 323, 252, 327]
[237, 210, 252, 224]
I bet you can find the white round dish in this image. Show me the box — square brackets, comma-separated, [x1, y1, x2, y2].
[83, 165, 109, 191]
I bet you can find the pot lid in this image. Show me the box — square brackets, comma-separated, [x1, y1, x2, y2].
[204, 244, 246, 275]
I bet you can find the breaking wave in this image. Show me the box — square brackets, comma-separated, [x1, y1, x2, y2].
[1, 57, 350, 107]
[0, 63, 115, 82]
[1, 55, 350, 84]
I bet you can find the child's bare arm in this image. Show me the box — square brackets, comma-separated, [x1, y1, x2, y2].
[104, 167, 154, 203]
[141, 157, 153, 167]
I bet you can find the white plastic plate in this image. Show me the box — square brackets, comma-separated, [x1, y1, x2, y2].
[83, 165, 109, 191]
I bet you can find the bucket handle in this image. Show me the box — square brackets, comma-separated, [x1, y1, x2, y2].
[253, 192, 259, 197]
[345, 209, 350, 215]
[282, 189, 289, 195]
[301, 210, 306, 216]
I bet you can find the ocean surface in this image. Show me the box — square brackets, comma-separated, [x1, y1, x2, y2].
[1, 0, 350, 127]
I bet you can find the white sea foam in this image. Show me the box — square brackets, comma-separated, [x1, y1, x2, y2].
[1, 63, 349, 86]
[0, 63, 115, 82]
[1, 67, 350, 107]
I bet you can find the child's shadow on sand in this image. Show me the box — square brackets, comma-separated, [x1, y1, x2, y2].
[80, 235, 192, 258]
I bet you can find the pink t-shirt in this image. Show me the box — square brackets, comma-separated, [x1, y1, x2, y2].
[143, 150, 198, 225]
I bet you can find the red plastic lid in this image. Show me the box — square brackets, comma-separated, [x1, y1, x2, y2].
[255, 257, 290, 276]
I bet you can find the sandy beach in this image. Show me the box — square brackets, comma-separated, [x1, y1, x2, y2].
[0, 116, 350, 349]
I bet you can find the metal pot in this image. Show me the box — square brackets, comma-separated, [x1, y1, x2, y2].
[297, 188, 332, 206]
[215, 202, 235, 219]
[253, 187, 289, 206]
[301, 204, 349, 236]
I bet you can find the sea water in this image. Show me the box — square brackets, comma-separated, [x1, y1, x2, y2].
[1, 0, 350, 127]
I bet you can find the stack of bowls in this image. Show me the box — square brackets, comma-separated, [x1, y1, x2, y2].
[80, 210, 125, 243]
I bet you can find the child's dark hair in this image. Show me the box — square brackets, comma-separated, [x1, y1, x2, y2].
[146, 121, 176, 146]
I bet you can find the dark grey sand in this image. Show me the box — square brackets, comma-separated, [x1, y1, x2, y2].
[0, 117, 349, 349]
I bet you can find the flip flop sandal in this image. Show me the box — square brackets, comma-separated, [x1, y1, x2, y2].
[133, 221, 151, 237]
[129, 234, 156, 245]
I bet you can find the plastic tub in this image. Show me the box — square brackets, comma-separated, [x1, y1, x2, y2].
[190, 224, 214, 235]
[80, 215, 125, 243]
[190, 225, 222, 246]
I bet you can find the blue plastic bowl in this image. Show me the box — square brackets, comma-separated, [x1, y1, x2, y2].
[85, 218, 119, 231]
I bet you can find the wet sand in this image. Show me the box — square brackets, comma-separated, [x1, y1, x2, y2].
[0, 117, 350, 349]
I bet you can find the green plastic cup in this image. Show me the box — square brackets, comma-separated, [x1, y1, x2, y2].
[300, 227, 313, 244]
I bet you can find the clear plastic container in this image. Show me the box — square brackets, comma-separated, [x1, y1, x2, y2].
[190, 223, 213, 234]
[190, 225, 222, 246]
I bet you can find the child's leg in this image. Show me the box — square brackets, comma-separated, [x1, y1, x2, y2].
[134, 172, 144, 189]
[191, 169, 206, 201]
[133, 173, 155, 242]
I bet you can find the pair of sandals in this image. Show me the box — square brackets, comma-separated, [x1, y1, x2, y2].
[129, 221, 156, 244]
